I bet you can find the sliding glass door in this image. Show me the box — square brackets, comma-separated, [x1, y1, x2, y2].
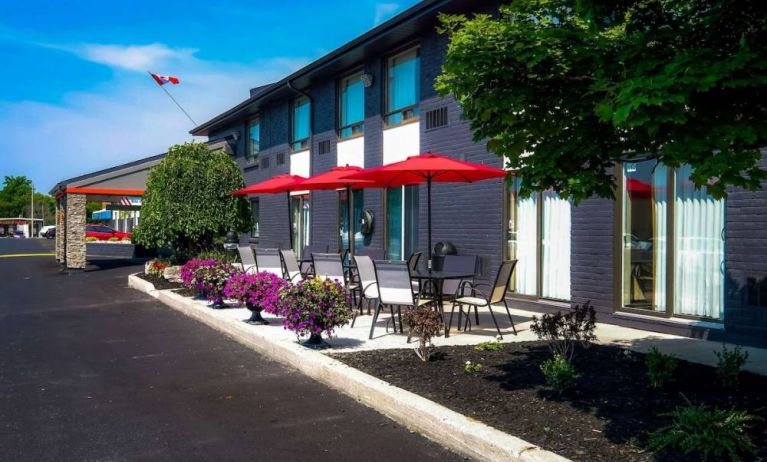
[291, 194, 310, 258]
[386, 186, 419, 260]
[619, 161, 724, 319]
[338, 189, 365, 252]
[505, 179, 571, 300]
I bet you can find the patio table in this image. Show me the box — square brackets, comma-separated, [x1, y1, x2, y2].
[411, 269, 475, 337]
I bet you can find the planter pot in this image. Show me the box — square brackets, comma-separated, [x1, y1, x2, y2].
[302, 332, 327, 349]
[209, 296, 227, 309]
[245, 303, 270, 325]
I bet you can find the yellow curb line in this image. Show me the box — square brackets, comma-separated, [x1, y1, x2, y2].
[0, 253, 55, 258]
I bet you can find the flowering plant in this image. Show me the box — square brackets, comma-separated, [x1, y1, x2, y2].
[281, 277, 351, 340]
[180, 258, 238, 305]
[146, 259, 169, 278]
[224, 272, 289, 315]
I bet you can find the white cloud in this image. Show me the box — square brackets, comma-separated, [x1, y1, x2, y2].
[0, 43, 309, 191]
[374, 3, 400, 26]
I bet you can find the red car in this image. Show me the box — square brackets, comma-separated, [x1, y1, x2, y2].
[85, 224, 132, 240]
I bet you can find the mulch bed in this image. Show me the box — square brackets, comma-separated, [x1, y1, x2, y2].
[333, 342, 767, 462]
[135, 272, 184, 291]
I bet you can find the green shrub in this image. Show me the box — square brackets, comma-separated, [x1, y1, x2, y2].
[530, 302, 596, 361]
[715, 345, 749, 387]
[463, 360, 483, 373]
[650, 400, 760, 462]
[645, 346, 678, 388]
[85, 236, 99, 242]
[107, 236, 120, 242]
[540, 354, 579, 392]
[474, 338, 504, 351]
[197, 249, 240, 264]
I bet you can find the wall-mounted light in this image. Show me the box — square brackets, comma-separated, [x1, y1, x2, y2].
[360, 73, 374, 88]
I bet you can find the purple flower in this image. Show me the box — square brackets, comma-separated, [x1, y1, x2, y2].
[180, 258, 239, 303]
[280, 278, 352, 339]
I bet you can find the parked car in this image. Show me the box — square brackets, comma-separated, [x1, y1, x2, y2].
[85, 224, 131, 241]
[40, 225, 56, 239]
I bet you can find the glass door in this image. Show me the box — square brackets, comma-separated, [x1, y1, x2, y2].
[338, 189, 365, 253]
[291, 194, 310, 258]
[386, 186, 419, 260]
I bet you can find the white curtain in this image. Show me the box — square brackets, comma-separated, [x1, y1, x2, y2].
[541, 192, 571, 300]
[515, 195, 538, 295]
[674, 166, 725, 319]
[653, 166, 668, 312]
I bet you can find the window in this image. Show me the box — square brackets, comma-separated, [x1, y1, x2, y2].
[338, 189, 365, 252]
[619, 161, 724, 319]
[247, 119, 260, 158]
[250, 199, 260, 238]
[318, 140, 331, 155]
[425, 106, 448, 130]
[339, 72, 365, 138]
[386, 186, 419, 260]
[505, 178, 571, 300]
[291, 97, 311, 151]
[385, 47, 420, 126]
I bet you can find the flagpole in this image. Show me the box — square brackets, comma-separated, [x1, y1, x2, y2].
[148, 71, 198, 126]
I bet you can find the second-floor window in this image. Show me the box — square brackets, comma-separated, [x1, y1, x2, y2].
[385, 47, 420, 126]
[247, 119, 260, 159]
[339, 72, 364, 138]
[291, 97, 311, 151]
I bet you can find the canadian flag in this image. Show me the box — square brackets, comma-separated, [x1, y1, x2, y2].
[149, 73, 180, 86]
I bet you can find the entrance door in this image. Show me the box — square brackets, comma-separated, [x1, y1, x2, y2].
[386, 185, 419, 260]
[291, 194, 311, 258]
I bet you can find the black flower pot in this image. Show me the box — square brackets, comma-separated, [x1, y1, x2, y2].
[210, 296, 227, 309]
[245, 302, 270, 325]
[302, 332, 327, 349]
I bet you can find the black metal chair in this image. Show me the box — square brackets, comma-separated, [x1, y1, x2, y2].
[451, 260, 518, 339]
[255, 248, 283, 276]
[313, 252, 360, 324]
[440, 255, 478, 328]
[371, 260, 433, 340]
[237, 245, 258, 274]
[407, 251, 423, 294]
[279, 249, 303, 283]
[301, 244, 328, 276]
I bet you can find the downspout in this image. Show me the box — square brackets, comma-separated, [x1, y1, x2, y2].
[286, 79, 314, 252]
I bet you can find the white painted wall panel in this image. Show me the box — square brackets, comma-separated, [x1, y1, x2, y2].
[336, 137, 365, 168]
[290, 149, 311, 178]
[383, 122, 420, 165]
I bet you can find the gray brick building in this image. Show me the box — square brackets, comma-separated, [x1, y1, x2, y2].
[191, 0, 767, 346]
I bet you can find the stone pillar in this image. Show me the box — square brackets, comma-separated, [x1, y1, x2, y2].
[65, 193, 86, 270]
[56, 196, 66, 265]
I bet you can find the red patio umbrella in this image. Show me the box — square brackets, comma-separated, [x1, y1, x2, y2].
[345, 153, 506, 268]
[233, 174, 306, 249]
[298, 166, 378, 257]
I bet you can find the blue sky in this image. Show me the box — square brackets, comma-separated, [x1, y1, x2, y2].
[0, 0, 419, 192]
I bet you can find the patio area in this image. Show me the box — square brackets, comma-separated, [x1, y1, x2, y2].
[132, 273, 767, 375]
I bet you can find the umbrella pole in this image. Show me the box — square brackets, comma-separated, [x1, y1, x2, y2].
[286, 191, 294, 251]
[427, 176, 432, 271]
[347, 185, 355, 259]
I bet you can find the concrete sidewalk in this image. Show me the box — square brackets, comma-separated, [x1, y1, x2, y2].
[134, 279, 767, 375]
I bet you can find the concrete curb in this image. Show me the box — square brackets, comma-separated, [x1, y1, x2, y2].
[129, 274, 569, 462]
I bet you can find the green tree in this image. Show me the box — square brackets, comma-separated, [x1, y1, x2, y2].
[436, 0, 767, 202]
[0, 176, 33, 217]
[133, 143, 251, 256]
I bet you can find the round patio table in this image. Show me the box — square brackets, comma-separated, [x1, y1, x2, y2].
[411, 269, 475, 337]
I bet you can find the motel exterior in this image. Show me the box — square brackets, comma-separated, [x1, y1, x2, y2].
[185, 0, 766, 346]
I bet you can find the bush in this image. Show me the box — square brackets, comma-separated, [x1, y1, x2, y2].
[132, 142, 251, 256]
[107, 236, 120, 242]
[198, 248, 240, 264]
[650, 400, 760, 462]
[540, 354, 579, 392]
[146, 259, 169, 278]
[475, 338, 504, 351]
[403, 307, 443, 362]
[179, 259, 238, 305]
[223, 272, 288, 315]
[463, 360, 483, 373]
[715, 345, 749, 388]
[645, 346, 678, 388]
[85, 236, 99, 242]
[281, 278, 351, 339]
[530, 302, 596, 361]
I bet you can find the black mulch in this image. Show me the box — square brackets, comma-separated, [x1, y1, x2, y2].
[135, 273, 196, 296]
[333, 342, 767, 462]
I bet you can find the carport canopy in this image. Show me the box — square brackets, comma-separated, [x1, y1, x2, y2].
[49, 153, 165, 271]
